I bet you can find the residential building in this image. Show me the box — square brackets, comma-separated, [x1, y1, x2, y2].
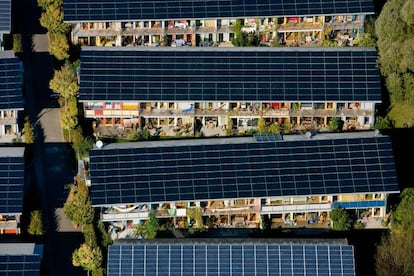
[0, 147, 25, 235]
[0, 0, 11, 51]
[0, 243, 43, 275]
[0, 51, 24, 141]
[79, 47, 380, 135]
[88, 131, 399, 229]
[63, 0, 374, 47]
[108, 238, 355, 276]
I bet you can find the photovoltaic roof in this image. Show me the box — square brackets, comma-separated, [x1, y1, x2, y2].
[63, 0, 374, 22]
[0, 52, 24, 110]
[108, 240, 355, 276]
[89, 133, 399, 206]
[79, 47, 381, 103]
[0, 147, 25, 214]
[0, 255, 41, 275]
[0, 0, 11, 33]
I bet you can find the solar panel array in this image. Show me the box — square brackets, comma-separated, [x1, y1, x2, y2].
[0, 154, 25, 214]
[0, 255, 41, 275]
[0, 0, 11, 33]
[63, 0, 374, 22]
[0, 56, 23, 110]
[79, 48, 381, 103]
[89, 136, 399, 206]
[253, 133, 283, 142]
[108, 242, 355, 276]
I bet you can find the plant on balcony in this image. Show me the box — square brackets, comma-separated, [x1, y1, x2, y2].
[28, 210, 44, 236]
[187, 207, 203, 229]
[282, 121, 293, 134]
[267, 122, 281, 134]
[329, 207, 352, 231]
[257, 117, 267, 133]
[135, 212, 159, 239]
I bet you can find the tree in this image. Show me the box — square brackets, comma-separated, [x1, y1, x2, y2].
[23, 116, 35, 144]
[225, 116, 233, 136]
[37, 0, 62, 9]
[376, 0, 414, 127]
[72, 127, 93, 159]
[329, 207, 352, 231]
[353, 33, 376, 47]
[376, 188, 414, 276]
[72, 243, 103, 273]
[64, 179, 95, 227]
[328, 117, 342, 132]
[257, 117, 267, 133]
[40, 3, 70, 33]
[13, 34, 22, 54]
[48, 33, 69, 61]
[135, 212, 159, 239]
[267, 122, 281, 134]
[49, 64, 79, 98]
[28, 210, 44, 235]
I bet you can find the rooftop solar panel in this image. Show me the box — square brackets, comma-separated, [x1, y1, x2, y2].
[89, 134, 399, 206]
[0, 148, 25, 214]
[0, 0, 11, 33]
[0, 54, 24, 110]
[0, 255, 41, 275]
[63, 0, 374, 22]
[79, 47, 381, 103]
[108, 240, 355, 276]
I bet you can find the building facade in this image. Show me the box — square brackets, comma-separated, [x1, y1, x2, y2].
[63, 0, 373, 48]
[0, 51, 24, 140]
[88, 131, 399, 229]
[79, 47, 381, 136]
[0, 147, 25, 235]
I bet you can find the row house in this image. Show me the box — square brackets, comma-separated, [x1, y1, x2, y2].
[0, 0, 11, 51]
[79, 47, 380, 135]
[108, 239, 356, 275]
[0, 51, 24, 141]
[88, 131, 399, 230]
[63, 0, 373, 47]
[0, 147, 25, 235]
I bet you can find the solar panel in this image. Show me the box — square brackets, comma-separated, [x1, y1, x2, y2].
[63, 0, 374, 22]
[108, 241, 356, 276]
[0, 255, 41, 275]
[254, 134, 283, 142]
[0, 0, 11, 33]
[0, 148, 25, 214]
[0, 55, 24, 110]
[79, 47, 381, 103]
[89, 134, 399, 206]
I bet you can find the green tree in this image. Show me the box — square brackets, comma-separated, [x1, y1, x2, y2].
[97, 221, 112, 248]
[48, 33, 69, 61]
[23, 116, 35, 144]
[328, 117, 342, 132]
[376, 188, 414, 276]
[72, 127, 93, 159]
[40, 3, 70, 33]
[374, 116, 392, 130]
[225, 116, 233, 136]
[257, 117, 267, 133]
[135, 212, 159, 239]
[282, 121, 293, 134]
[72, 243, 103, 273]
[267, 122, 281, 134]
[64, 179, 95, 227]
[353, 33, 376, 47]
[13, 34, 22, 54]
[28, 210, 44, 235]
[376, 0, 414, 127]
[37, 0, 62, 9]
[329, 207, 352, 231]
[49, 64, 79, 98]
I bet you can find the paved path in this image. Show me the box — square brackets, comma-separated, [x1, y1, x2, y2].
[14, 1, 83, 275]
